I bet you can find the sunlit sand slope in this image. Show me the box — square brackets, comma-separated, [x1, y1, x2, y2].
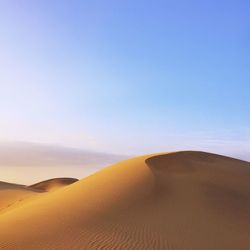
[0, 151, 249, 250]
[0, 181, 42, 213]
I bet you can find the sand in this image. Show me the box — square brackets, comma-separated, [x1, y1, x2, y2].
[28, 177, 78, 192]
[0, 151, 249, 249]
[0, 178, 78, 214]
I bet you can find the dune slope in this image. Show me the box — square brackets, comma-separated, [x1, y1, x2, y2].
[0, 151, 249, 250]
[0, 181, 42, 214]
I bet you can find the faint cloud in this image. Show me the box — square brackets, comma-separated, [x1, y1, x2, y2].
[0, 141, 127, 167]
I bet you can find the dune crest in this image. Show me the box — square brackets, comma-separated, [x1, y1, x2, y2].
[0, 151, 249, 249]
[28, 178, 79, 192]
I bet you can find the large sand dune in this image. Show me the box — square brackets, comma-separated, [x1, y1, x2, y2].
[0, 151, 249, 249]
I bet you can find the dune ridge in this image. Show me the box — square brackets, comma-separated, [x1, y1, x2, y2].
[0, 151, 249, 249]
[0, 178, 78, 214]
[28, 177, 79, 192]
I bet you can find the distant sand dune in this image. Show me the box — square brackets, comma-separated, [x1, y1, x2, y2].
[0, 151, 249, 249]
[29, 177, 78, 192]
[0, 178, 77, 214]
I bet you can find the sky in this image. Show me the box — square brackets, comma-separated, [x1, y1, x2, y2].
[0, 0, 249, 183]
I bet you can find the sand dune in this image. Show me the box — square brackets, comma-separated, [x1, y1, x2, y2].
[29, 177, 78, 192]
[0, 151, 249, 249]
[0, 181, 42, 214]
[0, 178, 77, 214]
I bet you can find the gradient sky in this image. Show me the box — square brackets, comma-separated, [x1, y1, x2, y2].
[0, 0, 250, 160]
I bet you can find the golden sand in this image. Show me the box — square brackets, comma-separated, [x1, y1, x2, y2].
[0, 151, 249, 249]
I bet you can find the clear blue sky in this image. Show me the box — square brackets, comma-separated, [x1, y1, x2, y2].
[0, 0, 249, 158]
